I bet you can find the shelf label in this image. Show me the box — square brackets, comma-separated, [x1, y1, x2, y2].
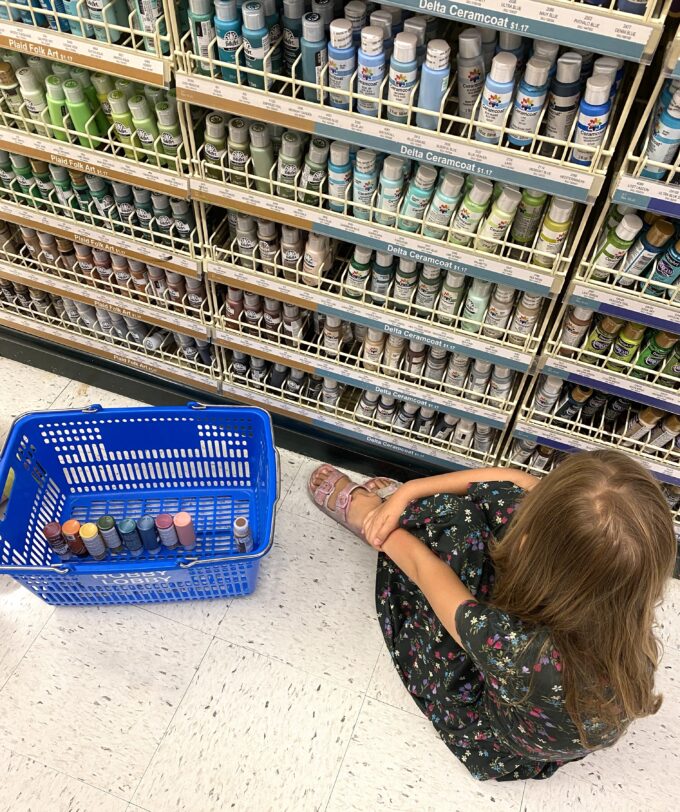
[193, 179, 555, 295]
[543, 356, 680, 414]
[385, 1, 654, 61]
[514, 420, 680, 486]
[570, 282, 679, 334]
[0, 21, 168, 85]
[613, 174, 680, 218]
[0, 127, 189, 197]
[177, 73, 596, 202]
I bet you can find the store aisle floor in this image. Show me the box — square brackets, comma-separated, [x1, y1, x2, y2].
[0, 356, 678, 812]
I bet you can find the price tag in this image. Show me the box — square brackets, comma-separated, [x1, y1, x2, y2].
[614, 174, 680, 218]
[571, 282, 679, 333]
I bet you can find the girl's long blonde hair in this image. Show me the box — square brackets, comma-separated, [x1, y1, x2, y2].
[490, 450, 676, 747]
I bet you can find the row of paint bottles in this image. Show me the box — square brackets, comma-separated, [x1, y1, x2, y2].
[592, 208, 680, 298]
[640, 82, 680, 180]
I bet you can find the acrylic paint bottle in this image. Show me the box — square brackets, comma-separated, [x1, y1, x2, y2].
[276, 130, 303, 199]
[370, 9, 393, 60]
[591, 213, 643, 280]
[129, 93, 162, 157]
[242, 2, 272, 90]
[344, 0, 367, 43]
[300, 12, 327, 102]
[352, 148, 378, 220]
[280, 225, 304, 280]
[282, 0, 304, 77]
[403, 15, 426, 66]
[647, 237, 680, 295]
[449, 178, 493, 246]
[605, 322, 646, 372]
[475, 52, 517, 145]
[508, 292, 543, 345]
[558, 306, 594, 353]
[555, 384, 592, 419]
[497, 31, 525, 70]
[362, 327, 385, 370]
[215, 0, 243, 82]
[423, 346, 447, 381]
[368, 250, 394, 304]
[570, 75, 611, 166]
[633, 331, 678, 377]
[374, 155, 404, 226]
[188, 0, 216, 74]
[461, 278, 492, 333]
[392, 259, 417, 308]
[86, 0, 127, 43]
[16, 67, 49, 136]
[356, 26, 385, 117]
[436, 270, 466, 324]
[641, 92, 680, 179]
[156, 102, 182, 165]
[476, 26, 497, 72]
[43, 75, 69, 142]
[392, 401, 418, 432]
[257, 219, 279, 269]
[262, 0, 283, 76]
[475, 186, 521, 253]
[415, 39, 450, 130]
[649, 414, 680, 448]
[542, 52, 582, 150]
[452, 418, 475, 447]
[617, 219, 674, 286]
[414, 264, 441, 309]
[582, 315, 625, 358]
[328, 18, 355, 110]
[422, 170, 464, 240]
[297, 136, 329, 204]
[301, 232, 331, 286]
[481, 284, 515, 339]
[61, 519, 88, 557]
[327, 140, 352, 212]
[107, 90, 135, 157]
[533, 198, 574, 269]
[431, 413, 458, 441]
[228, 117, 250, 187]
[456, 28, 485, 121]
[397, 164, 436, 232]
[507, 57, 551, 147]
[386, 31, 417, 124]
[249, 122, 275, 192]
[0, 61, 26, 121]
[488, 365, 515, 401]
[345, 244, 372, 298]
[510, 188, 546, 253]
[532, 39, 558, 78]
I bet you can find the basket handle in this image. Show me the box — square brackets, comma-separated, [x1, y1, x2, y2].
[81, 404, 103, 413]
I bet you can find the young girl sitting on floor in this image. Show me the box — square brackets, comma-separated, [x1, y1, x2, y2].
[308, 449, 675, 781]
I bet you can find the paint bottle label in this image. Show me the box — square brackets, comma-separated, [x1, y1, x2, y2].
[561, 318, 589, 347]
[450, 205, 483, 243]
[376, 185, 402, 223]
[646, 118, 680, 165]
[353, 176, 377, 212]
[195, 20, 215, 61]
[329, 54, 355, 106]
[357, 62, 385, 114]
[621, 245, 657, 278]
[244, 32, 271, 66]
[544, 91, 580, 140]
[476, 216, 512, 252]
[423, 195, 455, 232]
[283, 29, 300, 71]
[229, 147, 249, 176]
[534, 223, 567, 262]
[650, 250, 680, 290]
[237, 236, 257, 255]
[345, 264, 370, 296]
[136, 127, 156, 147]
[161, 132, 182, 153]
[510, 89, 548, 141]
[415, 283, 438, 308]
[115, 121, 133, 139]
[328, 167, 352, 204]
[594, 242, 628, 270]
[205, 143, 226, 163]
[387, 65, 417, 121]
[393, 275, 416, 301]
[476, 87, 513, 141]
[220, 30, 243, 61]
[571, 108, 610, 164]
[299, 164, 325, 193]
[311, 49, 329, 101]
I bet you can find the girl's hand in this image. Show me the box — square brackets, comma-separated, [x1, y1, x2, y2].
[362, 494, 410, 549]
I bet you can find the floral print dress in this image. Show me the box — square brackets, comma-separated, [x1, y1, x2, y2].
[375, 481, 617, 781]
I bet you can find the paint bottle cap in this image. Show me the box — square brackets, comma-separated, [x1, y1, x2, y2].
[62, 519, 81, 535]
[306, 233, 328, 252]
[381, 155, 404, 181]
[524, 57, 550, 88]
[107, 89, 130, 115]
[215, 0, 238, 21]
[229, 117, 249, 144]
[476, 25, 497, 45]
[458, 28, 482, 60]
[249, 122, 271, 148]
[393, 32, 417, 64]
[329, 19, 353, 50]
[43, 75, 64, 102]
[555, 52, 582, 85]
[425, 39, 450, 71]
[572, 385, 592, 402]
[190, 0, 212, 13]
[133, 186, 151, 204]
[257, 218, 277, 238]
[592, 57, 617, 89]
[85, 174, 106, 192]
[437, 170, 464, 199]
[399, 257, 417, 273]
[354, 148, 376, 173]
[281, 224, 300, 242]
[16, 66, 41, 94]
[584, 74, 611, 106]
[79, 522, 99, 539]
[490, 52, 517, 84]
[90, 71, 114, 93]
[353, 245, 372, 264]
[646, 219, 675, 247]
[547, 197, 574, 224]
[468, 178, 493, 206]
[403, 16, 426, 46]
[360, 26, 383, 55]
[205, 111, 227, 140]
[616, 213, 643, 243]
[413, 164, 437, 190]
[532, 39, 558, 63]
[151, 192, 169, 209]
[302, 12, 324, 42]
[233, 516, 251, 536]
[0, 61, 15, 85]
[156, 101, 177, 127]
[9, 153, 28, 170]
[307, 136, 329, 165]
[498, 31, 522, 51]
[374, 249, 392, 267]
[571, 306, 594, 321]
[370, 10, 391, 39]
[283, 0, 304, 18]
[280, 130, 302, 158]
[63, 78, 89, 105]
[367, 327, 383, 341]
[495, 186, 522, 215]
[129, 94, 154, 123]
[541, 375, 564, 395]
[170, 198, 190, 217]
[330, 140, 349, 166]
[111, 180, 131, 197]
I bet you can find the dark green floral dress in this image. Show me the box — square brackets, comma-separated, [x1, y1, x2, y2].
[375, 481, 618, 781]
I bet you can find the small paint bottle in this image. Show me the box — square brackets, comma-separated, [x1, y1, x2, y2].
[481, 284, 515, 339]
[415, 39, 450, 130]
[174, 512, 197, 550]
[301, 232, 331, 286]
[233, 516, 254, 552]
[403, 339, 427, 381]
[461, 277, 492, 334]
[507, 57, 551, 148]
[604, 396, 632, 426]
[387, 31, 417, 124]
[489, 365, 515, 401]
[355, 388, 379, 421]
[449, 178, 493, 246]
[282, 0, 304, 77]
[322, 314, 343, 354]
[352, 148, 378, 220]
[43, 523, 72, 560]
[306, 375, 323, 400]
[632, 331, 678, 377]
[647, 237, 680, 296]
[242, 2, 272, 90]
[422, 170, 464, 240]
[403, 16, 427, 66]
[301, 12, 327, 103]
[374, 155, 404, 226]
[129, 93, 162, 157]
[328, 140, 352, 213]
[436, 270, 466, 324]
[591, 213, 643, 280]
[475, 186, 522, 254]
[96, 515, 124, 553]
[362, 327, 385, 370]
[16, 67, 49, 136]
[617, 219, 674, 287]
[648, 414, 680, 448]
[297, 136, 329, 205]
[215, 0, 243, 82]
[431, 413, 458, 441]
[382, 333, 406, 375]
[531, 445, 555, 471]
[79, 523, 107, 560]
[558, 306, 594, 354]
[511, 437, 536, 463]
[276, 130, 303, 199]
[605, 322, 646, 372]
[328, 19, 355, 110]
[424, 346, 448, 381]
[392, 401, 418, 432]
[641, 90, 680, 180]
[398, 164, 437, 232]
[580, 391, 608, 421]
[280, 225, 304, 280]
[345, 244, 372, 298]
[542, 52, 582, 150]
[452, 418, 475, 447]
[248, 122, 275, 193]
[475, 26, 497, 72]
[356, 26, 385, 117]
[466, 358, 492, 401]
[269, 363, 288, 390]
[456, 28, 485, 121]
[284, 368, 307, 395]
[320, 377, 342, 410]
[107, 90, 135, 158]
[570, 75, 611, 166]
[228, 117, 251, 188]
[508, 292, 543, 345]
[392, 258, 418, 309]
[155, 513, 179, 548]
[582, 315, 625, 358]
[414, 263, 441, 310]
[344, 0, 367, 42]
[412, 407, 436, 435]
[497, 31, 525, 71]
[623, 406, 665, 444]
[61, 519, 89, 557]
[510, 189, 547, 251]
[475, 52, 517, 145]
[472, 424, 495, 454]
[533, 198, 574, 269]
[375, 394, 396, 423]
[368, 250, 394, 304]
[555, 384, 592, 419]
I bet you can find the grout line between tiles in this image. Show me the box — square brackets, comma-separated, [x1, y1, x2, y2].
[0, 605, 55, 695]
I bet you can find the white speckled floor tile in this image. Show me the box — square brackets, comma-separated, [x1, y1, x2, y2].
[215, 509, 384, 690]
[0, 357, 69, 444]
[655, 578, 680, 651]
[366, 644, 421, 716]
[48, 381, 147, 411]
[277, 446, 307, 503]
[327, 697, 525, 812]
[140, 597, 232, 637]
[0, 605, 212, 799]
[132, 639, 362, 812]
[0, 577, 54, 689]
[0, 745, 128, 812]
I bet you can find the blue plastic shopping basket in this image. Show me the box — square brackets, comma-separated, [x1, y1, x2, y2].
[0, 403, 278, 606]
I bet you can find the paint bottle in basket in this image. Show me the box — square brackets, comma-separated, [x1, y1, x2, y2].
[61, 519, 89, 557]
[155, 514, 179, 549]
[42, 523, 72, 560]
[117, 519, 144, 557]
[79, 523, 108, 560]
[174, 513, 197, 551]
[233, 516, 254, 553]
[136, 516, 161, 555]
[97, 516, 124, 554]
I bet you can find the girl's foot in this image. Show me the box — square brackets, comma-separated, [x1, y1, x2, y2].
[308, 464, 383, 538]
[363, 477, 401, 499]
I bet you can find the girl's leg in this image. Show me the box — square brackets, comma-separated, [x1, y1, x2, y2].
[309, 465, 383, 537]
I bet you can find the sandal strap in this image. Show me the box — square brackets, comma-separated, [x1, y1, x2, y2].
[333, 482, 369, 523]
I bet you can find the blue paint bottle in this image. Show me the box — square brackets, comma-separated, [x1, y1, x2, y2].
[242, 2, 272, 90]
[617, 0, 647, 13]
[387, 31, 417, 124]
[543, 52, 582, 147]
[328, 18, 355, 110]
[282, 0, 304, 77]
[215, 0, 243, 82]
[415, 39, 450, 131]
[641, 94, 680, 179]
[508, 56, 550, 147]
[300, 12, 327, 103]
[328, 141, 352, 212]
[647, 237, 680, 296]
[496, 31, 525, 72]
[570, 75, 611, 166]
[475, 52, 517, 145]
[370, 9, 393, 60]
[263, 0, 283, 76]
[353, 148, 378, 220]
[136, 515, 161, 555]
[356, 26, 385, 117]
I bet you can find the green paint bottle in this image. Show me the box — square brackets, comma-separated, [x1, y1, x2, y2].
[44, 76, 69, 142]
[90, 73, 115, 125]
[68, 170, 91, 210]
[591, 214, 642, 281]
[128, 94, 163, 161]
[204, 111, 228, 179]
[9, 153, 38, 206]
[85, 174, 116, 226]
[0, 149, 15, 189]
[297, 137, 329, 205]
[63, 79, 101, 149]
[249, 122, 275, 192]
[156, 102, 182, 168]
[70, 67, 109, 133]
[632, 331, 678, 378]
[276, 131, 302, 200]
[108, 90, 135, 158]
[49, 164, 76, 209]
[345, 244, 372, 299]
[605, 322, 646, 372]
[228, 117, 250, 187]
[510, 189, 547, 248]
